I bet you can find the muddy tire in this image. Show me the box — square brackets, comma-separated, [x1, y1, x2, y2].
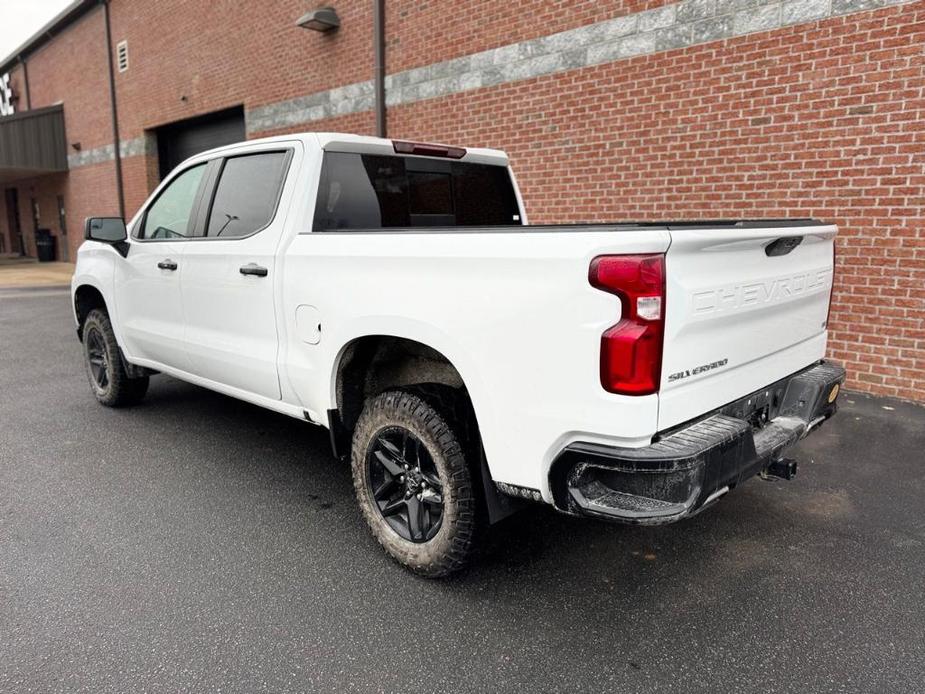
[82, 309, 149, 407]
[351, 388, 481, 577]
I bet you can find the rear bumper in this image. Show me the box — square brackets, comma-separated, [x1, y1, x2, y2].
[549, 361, 846, 524]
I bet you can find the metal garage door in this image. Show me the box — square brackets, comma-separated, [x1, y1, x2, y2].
[156, 106, 245, 180]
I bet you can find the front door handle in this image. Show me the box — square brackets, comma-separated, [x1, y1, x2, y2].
[240, 263, 268, 277]
[157, 259, 178, 271]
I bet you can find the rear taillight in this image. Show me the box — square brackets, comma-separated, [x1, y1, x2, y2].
[589, 254, 666, 396]
[392, 140, 466, 159]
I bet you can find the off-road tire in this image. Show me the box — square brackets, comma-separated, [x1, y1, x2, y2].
[82, 309, 149, 407]
[351, 388, 481, 577]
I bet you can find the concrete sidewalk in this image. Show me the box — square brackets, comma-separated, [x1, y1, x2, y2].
[0, 258, 74, 289]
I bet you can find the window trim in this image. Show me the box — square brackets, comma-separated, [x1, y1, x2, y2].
[134, 161, 211, 242]
[195, 148, 294, 242]
[133, 147, 294, 243]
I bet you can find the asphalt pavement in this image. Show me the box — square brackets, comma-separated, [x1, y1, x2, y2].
[1, 290, 923, 693]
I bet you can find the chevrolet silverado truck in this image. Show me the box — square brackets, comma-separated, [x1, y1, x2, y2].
[72, 133, 845, 576]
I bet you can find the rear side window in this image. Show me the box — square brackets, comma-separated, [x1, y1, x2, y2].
[312, 152, 521, 231]
[205, 151, 290, 238]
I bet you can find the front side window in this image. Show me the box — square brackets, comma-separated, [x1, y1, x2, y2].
[204, 151, 290, 238]
[140, 164, 206, 239]
[312, 152, 522, 231]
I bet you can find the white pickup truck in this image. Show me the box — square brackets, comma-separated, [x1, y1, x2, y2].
[72, 132, 845, 576]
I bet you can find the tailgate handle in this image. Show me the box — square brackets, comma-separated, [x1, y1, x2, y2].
[765, 236, 803, 257]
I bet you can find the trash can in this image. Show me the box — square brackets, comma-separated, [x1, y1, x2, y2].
[34, 229, 57, 262]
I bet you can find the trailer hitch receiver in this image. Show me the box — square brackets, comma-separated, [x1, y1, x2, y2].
[763, 457, 798, 481]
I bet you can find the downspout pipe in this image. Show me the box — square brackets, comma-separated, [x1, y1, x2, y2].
[373, 0, 386, 138]
[18, 56, 31, 109]
[102, 0, 125, 218]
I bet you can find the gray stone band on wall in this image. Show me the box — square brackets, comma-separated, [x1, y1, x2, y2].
[67, 143, 115, 169]
[120, 134, 153, 158]
[246, 82, 375, 136]
[66, 135, 150, 169]
[69, 0, 913, 166]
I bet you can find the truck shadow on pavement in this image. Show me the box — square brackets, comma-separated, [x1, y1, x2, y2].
[136, 374, 915, 609]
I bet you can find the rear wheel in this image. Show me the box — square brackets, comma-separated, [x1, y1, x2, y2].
[82, 309, 149, 407]
[351, 389, 481, 577]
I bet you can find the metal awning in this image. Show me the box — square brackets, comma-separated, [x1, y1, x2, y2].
[0, 105, 68, 182]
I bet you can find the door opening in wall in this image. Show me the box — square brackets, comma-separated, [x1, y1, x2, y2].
[4, 188, 24, 256]
[155, 106, 245, 181]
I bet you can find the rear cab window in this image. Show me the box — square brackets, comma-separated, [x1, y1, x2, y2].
[312, 152, 522, 231]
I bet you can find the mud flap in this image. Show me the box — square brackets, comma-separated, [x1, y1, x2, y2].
[480, 452, 528, 524]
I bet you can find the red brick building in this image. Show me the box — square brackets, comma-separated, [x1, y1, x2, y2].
[0, 0, 921, 400]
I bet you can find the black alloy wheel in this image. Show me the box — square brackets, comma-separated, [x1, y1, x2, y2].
[351, 388, 481, 576]
[367, 427, 444, 542]
[80, 308, 149, 407]
[85, 326, 111, 390]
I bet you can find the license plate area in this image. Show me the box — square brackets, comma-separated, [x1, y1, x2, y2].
[654, 361, 843, 445]
[717, 381, 790, 433]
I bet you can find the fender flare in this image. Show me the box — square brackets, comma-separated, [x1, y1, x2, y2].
[327, 317, 492, 431]
[326, 321, 524, 523]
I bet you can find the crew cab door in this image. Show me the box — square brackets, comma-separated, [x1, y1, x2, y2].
[178, 144, 297, 400]
[116, 162, 209, 369]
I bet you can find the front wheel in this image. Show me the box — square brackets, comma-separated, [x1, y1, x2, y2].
[351, 389, 482, 577]
[82, 309, 149, 407]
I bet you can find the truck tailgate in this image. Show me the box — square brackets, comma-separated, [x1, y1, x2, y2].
[658, 222, 837, 430]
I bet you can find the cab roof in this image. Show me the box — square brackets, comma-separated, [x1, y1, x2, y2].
[192, 132, 510, 167]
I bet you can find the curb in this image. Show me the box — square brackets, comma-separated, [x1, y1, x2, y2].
[0, 284, 71, 295]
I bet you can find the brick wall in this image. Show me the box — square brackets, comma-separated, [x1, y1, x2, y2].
[26, 9, 113, 151]
[120, 143, 160, 221]
[0, 0, 920, 400]
[108, 0, 374, 134]
[269, 2, 925, 401]
[385, 0, 673, 74]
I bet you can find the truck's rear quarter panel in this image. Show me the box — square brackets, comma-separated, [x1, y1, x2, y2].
[281, 227, 670, 495]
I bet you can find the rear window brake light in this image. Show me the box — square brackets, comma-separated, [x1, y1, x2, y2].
[393, 140, 466, 159]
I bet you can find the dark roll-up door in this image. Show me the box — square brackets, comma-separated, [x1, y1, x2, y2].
[156, 106, 245, 180]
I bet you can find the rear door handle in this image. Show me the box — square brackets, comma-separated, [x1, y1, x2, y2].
[239, 263, 268, 277]
[157, 259, 178, 271]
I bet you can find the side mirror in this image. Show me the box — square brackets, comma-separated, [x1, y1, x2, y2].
[85, 217, 127, 243]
